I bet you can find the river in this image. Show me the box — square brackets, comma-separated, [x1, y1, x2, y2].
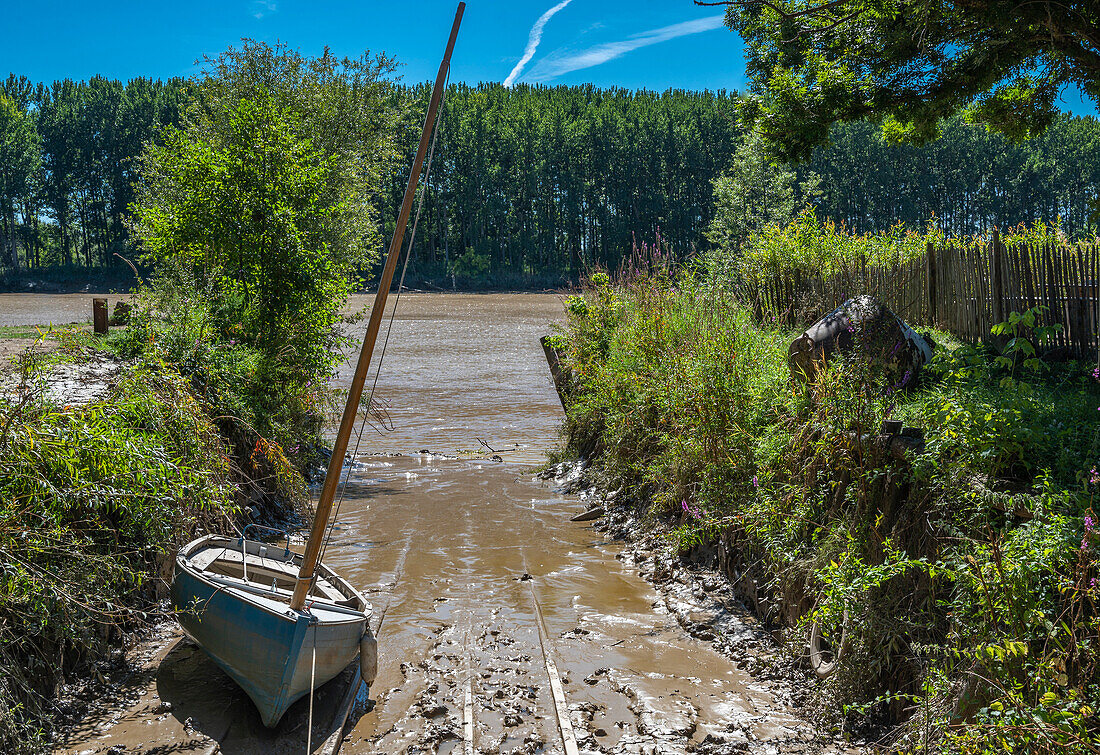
[36, 292, 832, 754]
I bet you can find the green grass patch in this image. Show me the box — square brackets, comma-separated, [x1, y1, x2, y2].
[0, 322, 90, 340]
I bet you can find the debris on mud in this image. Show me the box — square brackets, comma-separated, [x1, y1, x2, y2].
[544, 460, 868, 754]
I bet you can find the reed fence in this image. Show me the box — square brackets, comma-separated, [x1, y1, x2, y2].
[747, 230, 1100, 361]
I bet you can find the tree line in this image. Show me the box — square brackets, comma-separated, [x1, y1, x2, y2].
[803, 114, 1100, 239]
[1, 74, 1097, 278]
[383, 82, 741, 282]
[0, 74, 188, 270]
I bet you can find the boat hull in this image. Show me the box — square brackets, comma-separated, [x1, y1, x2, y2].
[171, 536, 370, 727]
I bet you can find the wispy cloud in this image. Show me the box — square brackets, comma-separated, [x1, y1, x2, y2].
[504, 0, 575, 88]
[251, 0, 277, 20]
[527, 14, 726, 80]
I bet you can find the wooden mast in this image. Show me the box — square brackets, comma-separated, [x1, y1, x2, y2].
[291, 2, 465, 611]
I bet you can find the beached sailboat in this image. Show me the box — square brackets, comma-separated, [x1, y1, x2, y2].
[171, 530, 375, 726]
[170, 3, 465, 728]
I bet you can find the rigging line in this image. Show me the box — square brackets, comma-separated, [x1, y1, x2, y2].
[314, 71, 450, 571]
[323, 529, 414, 755]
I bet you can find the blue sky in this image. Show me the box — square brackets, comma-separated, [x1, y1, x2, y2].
[0, 0, 1095, 115]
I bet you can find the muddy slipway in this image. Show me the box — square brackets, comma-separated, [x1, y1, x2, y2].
[55, 293, 848, 755]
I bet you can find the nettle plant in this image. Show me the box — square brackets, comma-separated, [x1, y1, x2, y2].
[990, 306, 1063, 389]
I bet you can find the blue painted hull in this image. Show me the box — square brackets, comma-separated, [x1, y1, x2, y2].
[172, 565, 312, 726]
[170, 536, 371, 728]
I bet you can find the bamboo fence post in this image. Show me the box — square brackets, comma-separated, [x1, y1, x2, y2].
[991, 227, 1004, 328]
[926, 241, 937, 325]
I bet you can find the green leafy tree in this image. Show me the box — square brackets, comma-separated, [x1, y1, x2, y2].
[703, 0, 1100, 160]
[0, 94, 40, 269]
[130, 42, 401, 382]
[707, 130, 820, 251]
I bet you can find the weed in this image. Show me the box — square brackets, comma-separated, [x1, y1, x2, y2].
[560, 263, 1100, 751]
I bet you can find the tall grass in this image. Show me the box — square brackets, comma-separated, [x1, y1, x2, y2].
[0, 265, 329, 751]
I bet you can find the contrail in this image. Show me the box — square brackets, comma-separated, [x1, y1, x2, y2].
[504, 0, 575, 88]
[527, 14, 726, 80]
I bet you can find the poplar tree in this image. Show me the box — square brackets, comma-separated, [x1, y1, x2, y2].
[0, 94, 39, 269]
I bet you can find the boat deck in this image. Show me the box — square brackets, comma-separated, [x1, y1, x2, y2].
[186, 543, 348, 605]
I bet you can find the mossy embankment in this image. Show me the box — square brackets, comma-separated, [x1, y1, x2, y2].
[556, 269, 1100, 752]
[0, 306, 323, 752]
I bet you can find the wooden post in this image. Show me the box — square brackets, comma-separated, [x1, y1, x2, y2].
[92, 298, 108, 334]
[540, 336, 569, 411]
[925, 241, 936, 325]
[289, 2, 465, 612]
[991, 227, 1004, 327]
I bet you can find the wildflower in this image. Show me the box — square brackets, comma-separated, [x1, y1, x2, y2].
[1091, 468, 1100, 485]
[1093, 366, 1099, 380]
[752, 475, 759, 488]
[1086, 515, 1095, 532]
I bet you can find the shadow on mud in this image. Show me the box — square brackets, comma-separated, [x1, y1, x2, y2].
[156, 638, 361, 754]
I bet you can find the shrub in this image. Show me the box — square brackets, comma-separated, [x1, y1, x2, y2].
[559, 267, 1100, 751]
[0, 351, 236, 753]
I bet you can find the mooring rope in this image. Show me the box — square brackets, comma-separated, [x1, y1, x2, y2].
[298, 67, 450, 755]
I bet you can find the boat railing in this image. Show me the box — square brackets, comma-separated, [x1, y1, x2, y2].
[202, 572, 369, 619]
[238, 524, 293, 583]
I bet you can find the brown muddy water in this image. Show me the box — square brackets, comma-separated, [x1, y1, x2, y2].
[0, 292, 112, 327]
[43, 292, 846, 754]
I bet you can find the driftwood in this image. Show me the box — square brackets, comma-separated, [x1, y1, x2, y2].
[570, 506, 605, 522]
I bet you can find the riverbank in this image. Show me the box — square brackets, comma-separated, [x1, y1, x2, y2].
[555, 271, 1100, 752]
[548, 460, 863, 752]
[0, 323, 314, 753]
[0, 267, 139, 294]
[0, 264, 580, 297]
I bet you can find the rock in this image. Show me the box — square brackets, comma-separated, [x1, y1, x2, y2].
[422, 703, 447, 718]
